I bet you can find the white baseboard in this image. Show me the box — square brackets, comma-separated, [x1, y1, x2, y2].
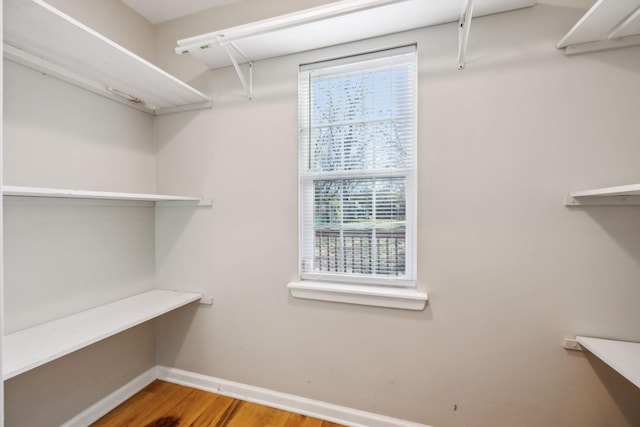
[63, 365, 431, 427]
[61, 366, 158, 426]
[156, 366, 430, 427]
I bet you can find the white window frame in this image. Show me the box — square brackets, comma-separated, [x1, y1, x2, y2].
[288, 45, 427, 310]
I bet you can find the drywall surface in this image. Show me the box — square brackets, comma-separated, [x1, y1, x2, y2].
[3, 61, 156, 192]
[3, 58, 157, 423]
[154, 3, 640, 427]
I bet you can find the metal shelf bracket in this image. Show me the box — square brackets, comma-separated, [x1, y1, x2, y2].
[458, 0, 475, 70]
[222, 41, 254, 99]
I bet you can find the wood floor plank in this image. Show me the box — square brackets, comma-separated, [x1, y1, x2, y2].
[91, 381, 176, 426]
[224, 401, 274, 427]
[167, 388, 219, 426]
[265, 407, 293, 427]
[281, 413, 306, 427]
[300, 417, 324, 427]
[92, 380, 347, 427]
[91, 390, 157, 426]
[125, 381, 193, 426]
[92, 380, 187, 426]
[192, 394, 238, 426]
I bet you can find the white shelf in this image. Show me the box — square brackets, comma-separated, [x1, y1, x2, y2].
[576, 336, 640, 389]
[565, 183, 640, 206]
[176, 0, 535, 70]
[2, 185, 213, 206]
[4, 0, 212, 115]
[557, 0, 640, 55]
[3, 290, 202, 380]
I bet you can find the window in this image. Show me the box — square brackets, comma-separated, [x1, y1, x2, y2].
[297, 45, 417, 290]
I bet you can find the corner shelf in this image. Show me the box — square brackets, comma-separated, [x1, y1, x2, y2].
[557, 0, 640, 55]
[576, 336, 640, 389]
[2, 185, 213, 206]
[4, 0, 212, 115]
[565, 183, 640, 206]
[3, 290, 202, 380]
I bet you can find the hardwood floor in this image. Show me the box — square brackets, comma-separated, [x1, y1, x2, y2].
[91, 380, 346, 427]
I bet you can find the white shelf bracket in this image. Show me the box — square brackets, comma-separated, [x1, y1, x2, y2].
[563, 338, 584, 351]
[223, 42, 254, 99]
[458, 0, 475, 70]
[199, 295, 214, 305]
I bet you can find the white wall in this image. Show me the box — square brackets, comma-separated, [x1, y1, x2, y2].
[2, 1, 158, 425]
[153, 2, 640, 427]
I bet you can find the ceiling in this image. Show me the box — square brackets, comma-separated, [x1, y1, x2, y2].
[121, 0, 242, 24]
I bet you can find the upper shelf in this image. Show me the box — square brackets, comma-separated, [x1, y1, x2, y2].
[557, 0, 640, 55]
[3, 185, 213, 206]
[565, 183, 640, 206]
[577, 336, 640, 389]
[175, 0, 536, 70]
[4, 0, 212, 115]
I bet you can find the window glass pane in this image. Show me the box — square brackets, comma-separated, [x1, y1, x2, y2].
[313, 178, 406, 276]
[309, 66, 412, 172]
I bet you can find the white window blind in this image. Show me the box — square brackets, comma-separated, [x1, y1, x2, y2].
[298, 45, 417, 287]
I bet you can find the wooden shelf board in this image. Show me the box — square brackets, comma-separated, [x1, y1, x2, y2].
[577, 336, 640, 389]
[2, 185, 212, 206]
[5, 0, 211, 114]
[3, 290, 202, 380]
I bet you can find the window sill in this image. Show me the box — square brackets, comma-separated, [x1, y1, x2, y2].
[287, 281, 428, 311]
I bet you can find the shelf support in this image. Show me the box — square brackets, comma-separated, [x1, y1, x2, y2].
[222, 42, 254, 99]
[458, 0, 475, 70]
[563, 338, 584, 351]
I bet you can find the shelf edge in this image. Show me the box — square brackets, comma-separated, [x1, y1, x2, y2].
[565, 195, 640, 206]
[2, 185, 212, 206]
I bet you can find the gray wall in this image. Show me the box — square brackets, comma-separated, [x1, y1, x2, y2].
[153, 2, 640, 427]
